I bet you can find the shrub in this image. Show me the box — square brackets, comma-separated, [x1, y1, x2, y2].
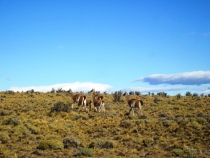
[50, 101, 71, 113]
[25, 123, 39, 134]
[89, 140, 115, 149]
[45, 134, 62, 141]
[176, 93, 181, 99]
[4, 90, 15, 95]
[173, 148, 184, 156]
[2, 117, 21, 126]
[129, 91, 134, 95]
[76, 148, 93, 157]
[120, 120, 135, 128]
[72, 114, 87, 121]
[113, 91, 123, 102]
[37, 140, 64, 150]
[186, 91, 192, 96]
[63, 137, 80, 148]
[0, 132, 10, 143]
[191, 121, 203, 130]
[143, 137, 154, 147]
[135, 91, 141, 95]
[14, 125, 31, 136]
[186, 148, 197, 158]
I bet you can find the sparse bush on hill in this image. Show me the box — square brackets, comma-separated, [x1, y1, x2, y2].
[0, 91, 210, 157]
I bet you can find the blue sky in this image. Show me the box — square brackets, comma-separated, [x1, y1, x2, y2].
[1, 0, 210, 95]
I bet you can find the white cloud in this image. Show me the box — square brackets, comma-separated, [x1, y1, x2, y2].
[9, 82, 112, 92]
[134, 71, 210, 85]
[122, 86, 187, 93]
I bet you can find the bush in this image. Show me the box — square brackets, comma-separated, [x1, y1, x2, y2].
[37, 140, 64, 150]
[0, 132, 10, 143]
[143, 137, 154, 147]
[89, 140, 115, 149]
[2, 117, 21, 126]
[14, 124, 31, 136]
[25, 123, 39, 134]
[120, 120, 135, 128]
[63, 137, 80, 148]
[4, 90, 15, 95]
[113, 91, 123, 102]
[173, 148, 184, 156]
[76, 148, 93, 157]
[50, 101, 71, 113]
[72, 114, 87, 121]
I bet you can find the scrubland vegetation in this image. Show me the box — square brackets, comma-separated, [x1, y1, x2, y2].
[0, 90, 209, 158]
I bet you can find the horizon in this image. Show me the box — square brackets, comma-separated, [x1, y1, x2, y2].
[1, 0, 210, 96]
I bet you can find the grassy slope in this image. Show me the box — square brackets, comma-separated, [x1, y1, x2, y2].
[0, 92, 209, 158]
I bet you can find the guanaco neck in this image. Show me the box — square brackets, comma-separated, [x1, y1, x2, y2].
[69, 89, 75, 99]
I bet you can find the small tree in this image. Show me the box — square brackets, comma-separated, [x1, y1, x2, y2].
[113, 91, 123, 102]
[51, 88, 55, 93]
[176, 93, 181, 99]
[157, 92, 167, 97]
[135, 91, 141, 96]
[129, 91, 134, 95]
[193, 93, 198, 97]
[186, 91, 192, 97]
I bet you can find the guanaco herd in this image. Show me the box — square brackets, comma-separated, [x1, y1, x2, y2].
[68, 88, 144, 116]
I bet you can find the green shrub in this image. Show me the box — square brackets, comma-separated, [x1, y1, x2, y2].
[72, 114, 87, 121]
[63, 137, 80, 148]
[191, 121, 203, 130]
[25, 123, 39, 134]
[76, 148, 93, 157]
[143, 137, 154, 147]
[2, 117, 21, 126]
[50, 101, 71, 113]
[186, 148, 197, 158]
[14, 125, 31, 136]
[173, 148, 184, 156]
[89, 140, 115, 149]
[37, 140, 64, 150]
[45, 134, 62, 141]
[0, 132, 10, 143]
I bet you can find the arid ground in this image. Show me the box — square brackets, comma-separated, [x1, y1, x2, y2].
[0, 90, 209, 158]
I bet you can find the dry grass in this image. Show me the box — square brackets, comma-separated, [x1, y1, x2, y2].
[0, 91, 210, 157]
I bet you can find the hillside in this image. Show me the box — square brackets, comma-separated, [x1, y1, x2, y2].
[0, 91, 209, 158]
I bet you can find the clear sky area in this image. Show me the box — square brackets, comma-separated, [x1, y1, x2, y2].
[1, 0, 210, 95]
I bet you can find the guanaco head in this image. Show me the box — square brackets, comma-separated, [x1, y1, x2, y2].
[68, 89, 73, 93]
